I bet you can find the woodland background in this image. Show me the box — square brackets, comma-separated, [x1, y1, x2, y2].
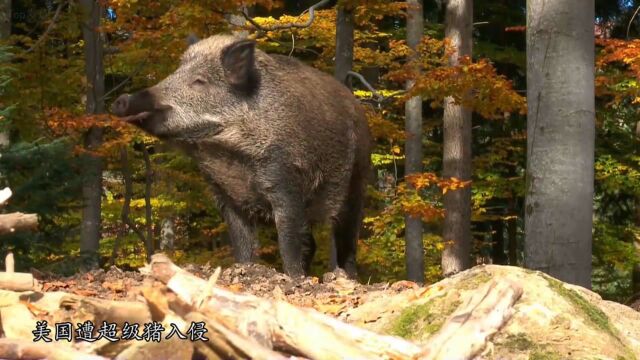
[0, 0, 637, 304]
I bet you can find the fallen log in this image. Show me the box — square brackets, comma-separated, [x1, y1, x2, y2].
[59, 295, 152, 327]
[141, 286, 287, 360]
[0, 212, 38, 235]
[0, 338, 108, 360]
[419, 279, 523, 360]
[148, 253, 422, 360]
[113, 330, 194, 360]
[0, 271, 37, 291]
[148, 254, 526, 360]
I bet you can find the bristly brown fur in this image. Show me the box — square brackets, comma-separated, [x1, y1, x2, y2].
[112, 35, 372, 277]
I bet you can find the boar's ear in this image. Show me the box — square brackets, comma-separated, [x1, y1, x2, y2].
[186, 34, 200, 47]
[221, 40, 258, 94]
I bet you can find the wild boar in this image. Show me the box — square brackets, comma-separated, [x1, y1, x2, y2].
[111, 35, 371, 277]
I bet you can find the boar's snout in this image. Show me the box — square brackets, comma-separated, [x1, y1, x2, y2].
[111, 90, 172, 134]
[111, 94, 130, 117]
[112, 90, 160, 117]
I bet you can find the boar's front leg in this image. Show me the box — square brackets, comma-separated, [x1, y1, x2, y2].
[258, 162, 309, 277]
[220, 204, 258, 263]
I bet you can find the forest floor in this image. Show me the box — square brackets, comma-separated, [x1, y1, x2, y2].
[36, 262, 413, 316]
[36, 262, 640, 314]
[4, 261, 638, 359]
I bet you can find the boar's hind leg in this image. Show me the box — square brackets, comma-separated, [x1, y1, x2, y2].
[332, 177, 365, 279]
[221, 205, 258, 263]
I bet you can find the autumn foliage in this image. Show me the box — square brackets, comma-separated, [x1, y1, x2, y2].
[0, 0, 636, 298]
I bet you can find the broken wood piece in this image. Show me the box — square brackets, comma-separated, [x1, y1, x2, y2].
[0, 304, 39, 339]
[0, 212, 38, 235]
[5, 251, 14, 272]
[0, 187, 12, 207]
[113, 332, 194, 360]
[305, 309, 422, 359]
[141, 284, 288, 360]
[0, 271, 37, 291]
[0, 338, 108, 360]
[186, 311, 289, 360]
[418, 279, 523, 360]
[59, 295, 152, 327]
[148, 253, 422, 360]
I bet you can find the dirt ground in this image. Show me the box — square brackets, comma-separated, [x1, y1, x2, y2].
[34, 263, 640, 312]
[35, 264, 640, 313]
[23, 262, 640, 359]
[34, 263, 422, 315]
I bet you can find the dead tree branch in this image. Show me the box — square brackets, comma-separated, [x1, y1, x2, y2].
[628, 5, 640, 39]
[25, 0, 67, 54]
[240, 0, 331, 32]
[101, 59, 148, 102]
[346, 71, 384, 101]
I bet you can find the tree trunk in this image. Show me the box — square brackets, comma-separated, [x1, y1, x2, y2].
[441, 0, 473, 277]
[0, 0, 10, 180]
[0, 0, 9, 39]
[79, 0, 105, 269]
[525, 0, 595, 288]
[142, 145, 154, 259]
[633, 131, 640, 295]
[329, 4, 355, 270]
[227, 6, 250, 38]
[334, 6, 354, 87]
[507, 215, 518, 266]
[632, 197, 640, 295]
[118, 147, 147, 251]
[491, 220, 507, 265]
[160, 218, 176, 251]
[404, 0, 425, 283]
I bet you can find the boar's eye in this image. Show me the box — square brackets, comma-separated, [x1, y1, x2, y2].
[191, 76, 208, 87]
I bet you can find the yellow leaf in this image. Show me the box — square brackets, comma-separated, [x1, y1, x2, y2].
[314, 301, 347, 316]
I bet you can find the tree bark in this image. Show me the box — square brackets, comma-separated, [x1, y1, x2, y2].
[632, 196, 640, 295]
[142, 145, 154, 259]
[329, 4, 355, 269]
[0, 0, 10, 178]
[117, 147, 147, 257]
[441, 0, 473, 277]
[334, 6, 354, 87]
[491, 220, 507, 264]
[404, 0, 425, 283]
[79, 0, 105, 268]
[635, 129, 640, 295]
[227, 6, 250, 38]
[0, 0, 9, 39]
[507, 215, 518, 266]
[525, 0, 595, 288]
